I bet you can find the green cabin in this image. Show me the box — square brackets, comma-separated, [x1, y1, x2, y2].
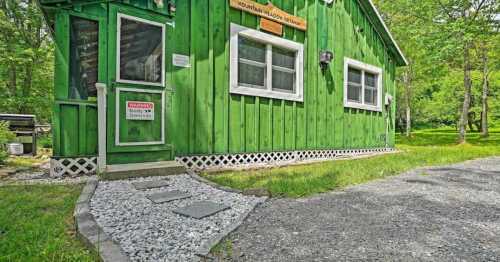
[39, 0, 407, 176]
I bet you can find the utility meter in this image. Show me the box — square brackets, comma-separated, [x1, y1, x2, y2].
[385, 94, 393, 106]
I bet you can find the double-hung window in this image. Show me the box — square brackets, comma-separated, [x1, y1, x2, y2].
[344, 58, 382, 111]
[230, 23, 304, 102]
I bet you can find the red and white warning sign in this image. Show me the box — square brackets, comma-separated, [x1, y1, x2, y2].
[126, 101, 155, 121]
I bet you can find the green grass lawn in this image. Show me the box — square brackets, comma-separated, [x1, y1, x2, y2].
[203, 128, 500, 198]
[0, 184, 97, 261]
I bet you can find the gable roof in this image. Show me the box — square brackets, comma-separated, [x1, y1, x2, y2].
[358, 0, 408, 66]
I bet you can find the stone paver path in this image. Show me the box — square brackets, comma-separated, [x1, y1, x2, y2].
[215, 157, 500, 261]
[90, 174, 266, 262]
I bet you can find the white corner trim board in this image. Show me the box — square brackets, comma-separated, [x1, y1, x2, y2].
[96, 83, 107, 172]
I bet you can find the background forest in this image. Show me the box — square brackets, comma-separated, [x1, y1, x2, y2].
[0, 0, 498, 139]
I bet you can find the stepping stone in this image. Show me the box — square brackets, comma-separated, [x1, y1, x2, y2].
[147, 190, 191, 204]
[173, 201, 230, 219]
[132, 179, 170, 190]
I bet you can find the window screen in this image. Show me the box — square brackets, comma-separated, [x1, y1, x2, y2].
[364, 72, 378, 105]
[119, 16, 163, 84]
[230, 23, 304, 102]
[272, 47, 296, 93]
[347, 67, 362, 103]
[238, 37, 267, 89]
[237, 38, 298, 93]
[69, 17, 99, 99]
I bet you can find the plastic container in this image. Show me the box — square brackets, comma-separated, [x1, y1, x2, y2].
[7, 143, 24, 155]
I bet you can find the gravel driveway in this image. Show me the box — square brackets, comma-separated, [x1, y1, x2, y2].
[213, 157, 500, 261]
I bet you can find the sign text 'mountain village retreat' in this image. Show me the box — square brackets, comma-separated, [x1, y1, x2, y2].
[229, 0, 307, 31]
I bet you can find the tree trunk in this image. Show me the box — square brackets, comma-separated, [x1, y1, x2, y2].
[20, 62, 33, 114]
[458, 42, 472, 144]
[7, 64, 17, 96]
[403, 70, 412, 137]
[480, 46, 489, 137]
[406, 102, 411, 137]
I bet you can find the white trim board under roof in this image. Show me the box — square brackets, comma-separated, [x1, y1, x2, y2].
[358, 0, 408, 66]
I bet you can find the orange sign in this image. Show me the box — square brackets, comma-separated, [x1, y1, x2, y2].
[230, 0, 307, 31]
[260, 18, 283, 35]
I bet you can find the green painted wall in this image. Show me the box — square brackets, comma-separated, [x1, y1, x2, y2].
[169, 0, 397, 157]
[45, 0, 399, 162]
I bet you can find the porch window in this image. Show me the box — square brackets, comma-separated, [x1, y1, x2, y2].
[344, 58, 382, 111]
[230, 23, 304, 102]
[117, 14, 165, 86]
[69, 17, 99, 100]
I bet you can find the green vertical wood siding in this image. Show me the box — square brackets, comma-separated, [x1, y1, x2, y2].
[47, 0, 399, 161]
[170, 0, 397, 156]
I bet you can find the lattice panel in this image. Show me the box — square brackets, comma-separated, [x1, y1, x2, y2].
[50, 157, 98, 178]
[176, 148, 394, 171]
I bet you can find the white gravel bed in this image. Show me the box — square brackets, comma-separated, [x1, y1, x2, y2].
[90, 174, 265, 262]
[0, 171, 96, 186]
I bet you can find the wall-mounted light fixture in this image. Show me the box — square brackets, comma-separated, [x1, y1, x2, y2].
[319, 50, 334, 70]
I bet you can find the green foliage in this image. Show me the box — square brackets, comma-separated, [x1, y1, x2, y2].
[38, 134, 52, 149]
[203, 128, 500, 197]
[0, 0, 54, 123]
[374, 0, 500, 132]
[0, 121, 15, 163]
[0, 184, 97, 261]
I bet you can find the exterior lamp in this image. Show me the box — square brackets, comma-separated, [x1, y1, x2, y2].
[319, 50, 333, 70]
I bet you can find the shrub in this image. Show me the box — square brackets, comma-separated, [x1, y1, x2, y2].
[38, 134, 52, 149]
[0, 121, 15, 163]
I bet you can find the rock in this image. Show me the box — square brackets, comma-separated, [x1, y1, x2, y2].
[90, 174, 265, 262]
[242, 188, 271, 197]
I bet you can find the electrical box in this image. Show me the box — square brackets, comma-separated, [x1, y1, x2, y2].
[385, 94, 393, 106]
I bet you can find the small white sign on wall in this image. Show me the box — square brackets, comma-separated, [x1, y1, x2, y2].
[172, 54, 191, 68]
[126, 101, 155, 121]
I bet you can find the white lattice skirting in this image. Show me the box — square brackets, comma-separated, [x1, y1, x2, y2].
[50, 157, 98, 177]
[176, 148, 395, 171]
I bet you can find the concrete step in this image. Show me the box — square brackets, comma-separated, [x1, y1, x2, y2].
[103, 161, 186, 180]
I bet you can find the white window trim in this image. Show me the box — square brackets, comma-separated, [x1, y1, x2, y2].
[116, 13, 166, 87]
[230, 23, 304, 102]
[343, 57, 383, 112]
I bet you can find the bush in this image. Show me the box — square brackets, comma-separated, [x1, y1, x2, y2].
[0, 121, 15, 163]
[38, 134, 52, 149]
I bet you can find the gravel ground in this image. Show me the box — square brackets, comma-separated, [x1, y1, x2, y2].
[213, 157, 500, 261]
[0, 170, 95, 186]
[90, 174, 265, 262]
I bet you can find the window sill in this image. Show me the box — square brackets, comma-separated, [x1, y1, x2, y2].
[344, 101, 382, 112]
[230, 86, 303, 102]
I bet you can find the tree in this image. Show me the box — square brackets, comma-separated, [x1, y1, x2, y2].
[432, 0, 499, 143]
[477, 15, 500, 136]
[374, 0, 441, 135]
[0, 0, 54, 122]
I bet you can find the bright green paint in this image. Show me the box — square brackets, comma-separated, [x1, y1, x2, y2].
[43, 0, 401, 164]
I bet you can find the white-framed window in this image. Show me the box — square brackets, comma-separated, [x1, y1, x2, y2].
[116, 13, 166, 87]
[230, 23, 304, 102]
[344, 58, 383, 112]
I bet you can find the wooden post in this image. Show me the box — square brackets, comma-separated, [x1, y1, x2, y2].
[96, 83, 107, 173]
